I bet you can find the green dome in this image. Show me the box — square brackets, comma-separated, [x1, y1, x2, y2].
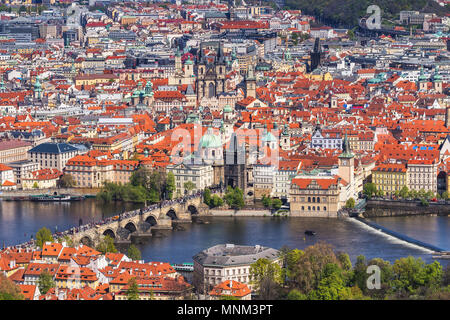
[432, 67, 442, 82]
[200, 128, 222, 148]
[418, 68, 427, 82]
[186, 113, 199, 124]
[185, 57, 193, 65]
[262, 130, 276, 143]
[132, 89, 142, 98]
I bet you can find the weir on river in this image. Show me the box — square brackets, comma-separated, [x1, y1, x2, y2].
[352, 217, 445, 253]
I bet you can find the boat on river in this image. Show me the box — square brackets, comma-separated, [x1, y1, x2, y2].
[29, 193, 84, 202]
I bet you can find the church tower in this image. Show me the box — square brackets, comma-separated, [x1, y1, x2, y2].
[175, 49, 182, 75]
[184, 56, 194, 78]
[280, 124, 291, 150]
[445, 106, 450, 129]
[34, 76, 42, 100]
[245, 65, 256, 98]
[418, 67, 428, 91]
[224, 132, 247, 192]
[432, 66, 442, 93]
[197, 41, 227, 101]
[338, 133, 354, 186]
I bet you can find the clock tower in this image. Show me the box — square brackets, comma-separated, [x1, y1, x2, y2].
[338, 133, 354, 186]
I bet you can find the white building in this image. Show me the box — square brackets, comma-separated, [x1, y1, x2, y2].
[28, 143, 80, 171]
[193, 244, 281, 293]
[167, 161, 214, 197]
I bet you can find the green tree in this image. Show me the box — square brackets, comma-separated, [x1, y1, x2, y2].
[209, 194, 224, 208]
[337, 252, 352, 272]
[127, 277, 140, 300]
[290, 242, 341, 293]
[96, 235, 117, 254]
[345, 198, 355, 208]
[282, 248, 304, 282]
[224, 186, 245, 210]
[351, 255, 367, 291]
[442, 191, 449, 201]
[362, 258, 394, 299]
[38, 271, 55, 295]
[409, 189, 418, 199]
[166, 172, 175, 200]
[250, 258, 283, 300]
[57, 235, 74, 247]
[286, 288, 307, 300]
[309, 263, 350, 300]
[272, 198, 283, 210]
[0, 274, 24, 300]
[390, 257, 442, 296]
[363, 183, 376, 198]
[347, 28, 356, 40]
[262, 195, 272, 208]
[59, 173, 76, 188]
[127, 244, 142, 261]
[418, 188, 426, 199]
[35, 227, 54, 248]
[183, 181, 196, 195]
[399, 186, 409, 199]
[203, 188, 212, 206]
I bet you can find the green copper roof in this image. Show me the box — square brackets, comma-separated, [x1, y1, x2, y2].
[418, 68, 427, 82]
[262, 129, 277, 142]
[432, 66, 442, 82]
[200, 128, 222, 148]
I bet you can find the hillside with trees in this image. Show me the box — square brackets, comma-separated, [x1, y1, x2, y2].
[279, 0, 449, 28]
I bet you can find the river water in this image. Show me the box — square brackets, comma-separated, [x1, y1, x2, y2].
[0, 199, 448, 265]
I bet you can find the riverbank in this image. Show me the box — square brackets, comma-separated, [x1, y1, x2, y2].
[0, 187, 99, 199]
[364, 199, 450, 218]
[209, 209, 272, 216]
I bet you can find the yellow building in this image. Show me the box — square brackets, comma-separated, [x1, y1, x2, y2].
[74, 74, 119, 86]
[306, 71, 333, 81]
[55, 266, 98, 290]
[290, 175, 344, 217]
[372, 163, 408, 196]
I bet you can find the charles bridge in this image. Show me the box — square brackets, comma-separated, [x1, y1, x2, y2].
[67, 193, 211, 247]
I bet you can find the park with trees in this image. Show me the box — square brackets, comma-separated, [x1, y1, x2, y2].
[250, 242, 450, 300]
[96, 168, 175, 204]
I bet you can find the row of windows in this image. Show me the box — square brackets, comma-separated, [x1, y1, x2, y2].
[301, 206, 327, 211]
[205, 268, 249, 276]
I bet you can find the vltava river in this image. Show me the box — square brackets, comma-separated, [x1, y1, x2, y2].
[0, 199, 448, 265]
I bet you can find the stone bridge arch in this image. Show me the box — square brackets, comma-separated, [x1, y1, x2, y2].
[166, 208, 178, 220]
[124, 222, 137, 234]
[102, 228, 116, 239]
[80, 235, 94, 247]
[144, 214, 158, 226]
[187, 204, 199, 215]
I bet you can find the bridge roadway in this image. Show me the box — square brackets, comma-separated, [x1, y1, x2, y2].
[52, 190, 221, 247]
